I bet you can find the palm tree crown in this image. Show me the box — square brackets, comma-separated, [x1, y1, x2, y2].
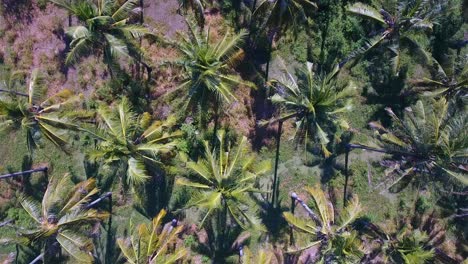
[0, 68, 83, 153]
[369, 98, 468, 189]
[176, 130, 271, 229]
[347, 0, 441, 74]
[175, 23, 252, 127]
[269, 62, 356, 157]
[254, 0, 317, 34]
[52, 0, 151, 72]
[87, 97, 180, 186]
[410, 59, 468, 100]
[284, 185, 364, 263]
[117, 209, 188, 264]
[3, 174, 109, 263]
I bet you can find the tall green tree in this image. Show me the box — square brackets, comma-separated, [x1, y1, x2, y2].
[175, 23, 253, 131]
[410, 59, 468, 100]
[87, 97, 180, 190]
[284, 185, 364, 263]
[117, 209, 188, 264]
[267, 62, 356, 207]
[51, 0, 152, 77]
[1, 174, 109, 263]
[347, 0, 439, 75]
[360, 212, 460, 263]
[369, 98, 468, 191]
[176, 130, 270, 262]
[253, 0, 317, 80]
[0, 68, 83, 154]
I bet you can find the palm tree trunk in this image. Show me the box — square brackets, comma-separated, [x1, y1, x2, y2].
[30, 252, 44, 264]
[140, 0, 144, 24]
[211, 99, 221, 146]
[343, 147, 350, 206]
[252, 0, 257, 11]
[271, 120, 283, 208]
[265, 33, 273, 82]
[0, 167, 48, 180]
[68, 0, 72, 27]
[0, 89, 28, 97]
[106, 195, 113, 264]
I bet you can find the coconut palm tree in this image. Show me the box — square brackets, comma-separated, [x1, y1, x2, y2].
[51, 0, 152, 77]
[284, 185, 364, 263]
[86, 97, 180, 189]
[174, 22, 253, 132]
[409, 59, 468, 100]
[266, 62, 356, 207]
[1, 174, 109, 263]
[0, 68, 84, 154]
[253, 0, 317, 80]
[360, 211, 462, 263]
[347, 0, 440, 74]
[176, 130, 270, 229]
[369, 98, 468, 191]
[176, 130, 269, 262]
[117, 209, 188, 264]
[370, 98, 468, 191]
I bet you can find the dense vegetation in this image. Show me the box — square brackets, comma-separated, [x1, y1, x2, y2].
[0, 0, 466, 263]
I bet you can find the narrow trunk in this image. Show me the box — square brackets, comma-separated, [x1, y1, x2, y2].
[265, 34, 273, 82]
[0, 167, 48, 180]
[252, 0, 257, 11]
[0, 89, 28, 97]
[140, 0, 144, 24]
[211, 99, 221, 146]
[29, 252, 44, 264]
[105, 195, 113, 264]
[68, 0, 72, 27]
[271, 121, 283, 208]
[343, 148, 350, 206]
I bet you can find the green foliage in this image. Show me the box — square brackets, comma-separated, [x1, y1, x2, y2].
[0, 68, 85, 155]
[0, 0, 466, 262]
[284, 185, 364, 262]
[268, 62, 357, 157]
[51, 0, 152, 74]
[2, 174, 109, 263]
[117, 209, 188, 264]
[369, 98, 468, 190]
[85, 97, 180, 187]
[173, 21, 253, 128]
[177, 130, 271, 229]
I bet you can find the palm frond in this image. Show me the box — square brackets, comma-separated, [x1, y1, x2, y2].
[127, 157, 150, 185]
[347, 3, 386, 24]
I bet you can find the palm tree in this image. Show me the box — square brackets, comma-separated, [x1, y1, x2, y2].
[0, 68, 84, 154]
[2, 174, 109, 263]
[266, 62, 356, 207]
[176, 130, 270, 262]
[86, 97, 180, 189]
[177, 130, 270, 228]
[369, 98, 467, 190]
[51, 0, 152, 77]
[347, 0, 440, 74]
[409, 59, 468, 100]
[360, 212, 462, 263]
[117, 209, 188, 264]
[253, 0, 317, 80]
[284, 185, 364, 263]
[175, 23, 253, 132]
